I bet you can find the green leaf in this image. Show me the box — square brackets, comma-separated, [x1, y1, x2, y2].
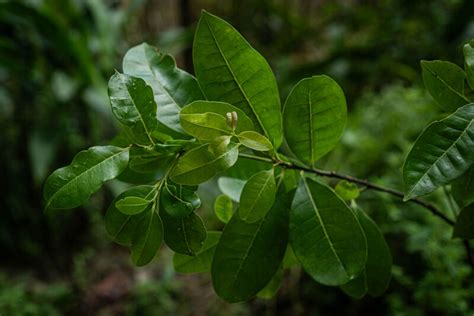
[290, 177, 367, 286]
[421, 60, 469, 111]
[403, 103, 474, 199]
[180, 100, 254, 133]
[122, 43, 204, 133]
[131, 208, 163, 266]
[452, 166, 474, 209]
[160, 209, 207, 255]
[237, 131, 273, 151]
[335, 180, 360, 201]
[116, 196, 153, 215]
[161, 183, 201, 218]
[108, 72, 158, 145]
[453, 204, 474, 239]
[214, 194, 233, 223]
[173, 231, 221, 274]
[44, 146, 129, 210]
[217, 177, 246, 202]
[180, 112, 232, 141]
[193, 11, 282, 147]
[211, 186, 293, 302]
[341, 208, 392, 298]
[283, 76, 347, 166]
[105, 185, 155, 246]
[257, 265, 284, 299]
[129, 155, 174, 174]
[170, 143, 239, 185]
[239, 169, 276, 223]
[464, 40, 474, 90]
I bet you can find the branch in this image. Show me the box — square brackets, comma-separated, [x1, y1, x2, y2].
[238, 153, 454, 225]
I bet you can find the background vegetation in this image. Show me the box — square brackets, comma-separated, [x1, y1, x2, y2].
[1, 0, 474, 314]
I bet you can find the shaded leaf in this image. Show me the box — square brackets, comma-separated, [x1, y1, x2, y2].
[239, 169, 276, 223]
[290, 177, 367, 286]
[214, 194, 233, 223]
[452, 165, 474, 209]
[194, 11, 282, 147]
[403, 103, 474, 199]
[161, 210, 207, 255]
[131, 208, 163, 266]
[44, 146, 129, 210]
[257, 265, 284, 299]
[283, 76, 347, 166]
[464, 40, 474, 90]
[173, 231, 221, 274]
[421, 60, 469, 111]
[116, 196, 153, 215]
[161, 183, 201, 218]
[211, 186, 293, 302]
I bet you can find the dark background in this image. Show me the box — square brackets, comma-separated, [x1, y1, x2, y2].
[1, 0, 474, 315]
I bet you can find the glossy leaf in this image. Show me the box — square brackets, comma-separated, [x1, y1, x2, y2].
[116, 196, 153, 215]
[161, 183, 201, 218]
[452, 166, 474, 209]
[335, 180, 360, 201]
[237, 131, 273, 151]
[341, 208, 392, 298]
[283, 76, 347, 166]
[131, 208, 163, 266]
[105, 185, 155, 246]
[453, 204, 474, 239]
[44, 146, 129, 210]
[170, 143, 239, 185]
[180, 100, 254, 134]
[193, 11, 282, 147]
[465, 40, 474, 90]
[239, 169, 276, 223]
[161, 210, 207, 255]
[211, 187, 293, 302]
[122, 43, 204, 133]
[173, 231, 221, 273]
[108, 72, 158, 145]
[403, 103, 474, 199]
[214, 194, 233, 223]
[180, 112, 232, 141]
[290, 177, 367, 286]
[217, 177, 246, 202]
[421, 60, 469, 111]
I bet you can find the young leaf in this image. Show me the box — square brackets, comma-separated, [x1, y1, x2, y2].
[403, 103, 474, 199]
[170, 143, 239, 185]
[211, 187, 294, 302]
[464, 40, 474, 90]
[237, 131, 273, 151]
[283, 76, 347, 166]
[160, 209, 207, 255]
[214, 194, 233, 223]
[173, 231, 221, 274]
[452, 166, 474, 209]
[290, 177, 367, 286]
[131, 208, 163, 266]
[239, 169, 277, 223]
[335, 180, 360, 201]
[193, 11, 283, 147]
[116, 196, 153, 215]
[217, 177, 246, 202]
[453, 204, 474, 239]
[341, 208, 392, 298]
[180, 100, 254, 133]
[44, 146, 129, 210]
[180, 112, 232, 141]
[421, 60, 469, 111]
[161, 183, 201, 218]
[105, 185, 155, 246]
[122, 43, 204, 133]
[108, 72, 158, 145]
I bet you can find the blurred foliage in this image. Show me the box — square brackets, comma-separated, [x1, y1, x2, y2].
[1, 0, 474, 314]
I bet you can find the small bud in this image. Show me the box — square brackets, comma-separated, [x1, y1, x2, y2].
[226, 111, 238, 131]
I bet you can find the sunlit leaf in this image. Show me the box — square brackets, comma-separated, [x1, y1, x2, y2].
[335, 180, 360, 201]
[237, 131, 273, 151]
[180, 112, 232, 140]
[217, 177, 246, 202]
[214, 194, 233, 223]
